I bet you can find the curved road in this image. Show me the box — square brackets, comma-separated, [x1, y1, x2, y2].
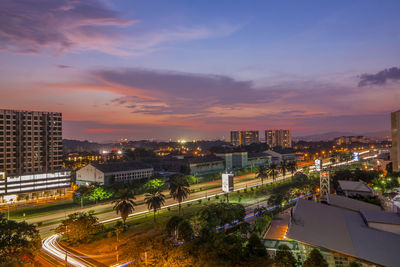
[41, 155, 368, 266]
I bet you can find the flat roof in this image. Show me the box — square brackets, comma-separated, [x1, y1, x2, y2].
[287, 199, 400, 267]
[338, 180, 372, 193]
[327, 194, 381, 212]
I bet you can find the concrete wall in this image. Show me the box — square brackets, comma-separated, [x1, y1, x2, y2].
[248, 156, 272, 168]
[232, 152, 248, 168]
[189, 161, 225, 176]
[216, 153, 233, 170]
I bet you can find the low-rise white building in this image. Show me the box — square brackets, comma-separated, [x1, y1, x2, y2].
[76, 161, 153, 186]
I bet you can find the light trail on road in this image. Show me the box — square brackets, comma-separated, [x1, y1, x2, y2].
[42, 152, 373, 266]
[42, 234, 93, 266]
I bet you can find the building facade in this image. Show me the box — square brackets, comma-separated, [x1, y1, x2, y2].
[265, 129, 292, 148]
[391, 110, 400, 172]
[188, 156, 226, 176]
[0, 109, 70, 203]
[76, 161, 153, 186]
[230, 131, 259, 146]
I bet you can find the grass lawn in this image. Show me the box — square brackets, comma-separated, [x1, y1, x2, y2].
[8, 200, 80, 220]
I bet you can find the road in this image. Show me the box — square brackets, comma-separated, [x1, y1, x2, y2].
[36, 155, 368, 236]
[41, 173, 291, 267]
[41, 155, 371, 266]
[33, 173, 272, 236]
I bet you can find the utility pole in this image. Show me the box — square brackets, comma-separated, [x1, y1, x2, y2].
[145, 251, 148, 267]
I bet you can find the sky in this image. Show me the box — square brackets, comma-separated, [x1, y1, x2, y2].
[0, 0, 400, 142]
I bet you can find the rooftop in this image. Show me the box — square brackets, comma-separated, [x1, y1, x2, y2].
[338, 180, 373, 193]
[361, 209, 400, 225]
[327, 194, 381, 212]
[91, 161, 153, 173]
[187, 155, 224, 164]
[248, 152, 271, 159]
[287, 199, 400, 267]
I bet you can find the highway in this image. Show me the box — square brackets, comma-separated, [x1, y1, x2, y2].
[41, 152, 373, 266]
[41, 172, 291, 267]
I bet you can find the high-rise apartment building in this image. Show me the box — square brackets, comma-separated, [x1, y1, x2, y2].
[391, 110, 400, 172]
[265, 129, 292, 148]
[230, 131, 259, 146]
[0, 109, 70, 202]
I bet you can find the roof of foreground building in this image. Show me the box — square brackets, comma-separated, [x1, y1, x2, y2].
[287, 199, 400, 267]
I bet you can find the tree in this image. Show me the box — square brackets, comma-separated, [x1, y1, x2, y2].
[274, 244, 297, 267]
[247, 233, 268, 257]
[88, 187, 112, 204]
[169, 174, 191, 215]
[0, 214, 41, 266]
[113, 189, 136, 225]
[303, 248, 328, 267]
[145, 191, 166, 222]
[56, 212, 103, 244]
[287, 161, 297, 178]
[349, 262, 361, 267]
[257, 165, 269, 185]
[75, 185, 93, 208]
[280, 160, 288, 177]
[177, 220, 193, 241]
[145, 178, 166, 193]
[166, 216, 184, 240]
[269, 163, 279, 182]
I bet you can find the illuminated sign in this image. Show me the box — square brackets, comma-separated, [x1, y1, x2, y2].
[222, 173, 234, 193]
[315, 159, 322, 172]
[353, 152, 359, 162]
[4, 195, 17, 203]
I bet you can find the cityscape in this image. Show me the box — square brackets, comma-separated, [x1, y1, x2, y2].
[1, 1, 400, 267]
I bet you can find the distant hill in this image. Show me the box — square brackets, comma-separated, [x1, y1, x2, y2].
[294, 130, 390, 141]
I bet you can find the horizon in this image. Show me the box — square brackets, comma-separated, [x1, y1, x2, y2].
[1, 0, 400, 142]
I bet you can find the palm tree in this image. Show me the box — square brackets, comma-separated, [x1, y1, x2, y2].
[269, 163, 279, 182]
[256, 165, 268, 185]
[287, 161, 297, 178]
[145, 191, 166, 222]
[280, 159, 288, 177]
[169, 174, 191, 215]
[113, 189, 136, 225]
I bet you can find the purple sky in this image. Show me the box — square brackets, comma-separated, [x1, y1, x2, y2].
[1, 0, 400, 141]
